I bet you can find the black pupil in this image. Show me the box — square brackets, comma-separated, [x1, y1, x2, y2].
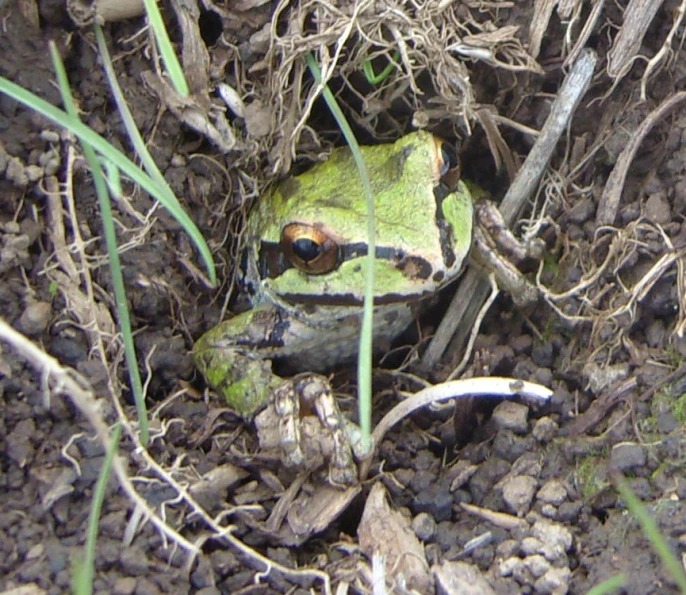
[292, 238, 322, 263]
[440, 143, 458, 175]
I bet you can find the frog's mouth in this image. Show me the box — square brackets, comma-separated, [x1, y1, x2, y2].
[275, 289, 436, 307]
[257, 241, 435, 282]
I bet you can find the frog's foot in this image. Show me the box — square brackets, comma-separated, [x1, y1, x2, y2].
[472, 200, 544, 306]
[255, 375, 358, 486]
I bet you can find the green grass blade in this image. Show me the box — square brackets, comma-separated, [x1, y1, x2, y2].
[50, 42, 149, 445]
[0, 76, 216, 285]
[94, 24, 182, 211]
[142, 0, 189, 96]
[586, 574, 626, 595]
[363, 50, 400, 85]
[305, 53, 374, 453]
[614, 474, 686, 593]
[72, 423, 122, 595]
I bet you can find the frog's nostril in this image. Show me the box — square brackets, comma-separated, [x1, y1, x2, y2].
[440, 143, 459, 175]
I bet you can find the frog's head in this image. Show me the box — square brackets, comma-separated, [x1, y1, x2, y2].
[244, 130, 473, 313]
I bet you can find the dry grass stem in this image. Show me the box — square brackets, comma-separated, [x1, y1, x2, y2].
[596, 92, 686, 226]
[607, 0, 666, 81]
[640, 0, 686, 100]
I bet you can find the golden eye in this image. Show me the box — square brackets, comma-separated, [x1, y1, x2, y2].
[281, 223, 340, 274]
[434, 136, 461, 190]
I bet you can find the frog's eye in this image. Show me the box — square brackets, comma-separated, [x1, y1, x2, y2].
[281, 223, 340, 274]
[435, 138, 461, 189]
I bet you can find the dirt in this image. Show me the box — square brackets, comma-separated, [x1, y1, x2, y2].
[2, 1, 686, 594]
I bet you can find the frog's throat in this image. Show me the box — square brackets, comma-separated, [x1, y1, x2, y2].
[270, 288, 438, 307]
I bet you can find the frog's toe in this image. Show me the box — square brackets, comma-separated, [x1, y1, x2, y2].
[254, 375, 359, 486]
[273, 381, 304, 466]
[329, 461, 358, 487]
[305, 376, 358, 486]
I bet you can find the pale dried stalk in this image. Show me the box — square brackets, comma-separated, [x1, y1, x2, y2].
[607, 0, 666, 80]
[640, 0, 686, 100]
[67, 0, 144, 26]
[529, 0, 558, 59]
[562, 0, 605, 68]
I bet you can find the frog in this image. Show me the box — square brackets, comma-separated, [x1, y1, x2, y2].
[193, 130, 478, 485]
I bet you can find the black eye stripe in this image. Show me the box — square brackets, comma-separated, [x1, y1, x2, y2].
[256, 241, 433, 280]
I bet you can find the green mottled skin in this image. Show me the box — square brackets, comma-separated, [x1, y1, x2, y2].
[194, 131, 474, 416]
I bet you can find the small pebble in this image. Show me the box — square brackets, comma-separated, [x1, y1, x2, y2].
[18, 301, 52, 336]
[521, 536, 543, 556]
[524, 554, 551, 578]
[537, 480, 568, 506]
[40, 130, 61, 143]
[533, 566, 571, 595]
[412, 512, 437, 541]
[645, 319, 666, 348]
[645, 192, 671, 225]
[512, 561, 533, 585]
[413, 483, 453, 522]
[134, 577, 160, 595]
[499, 556, 523, 577]
[495, 538, 519, 559]
[113, 577, 137, 595]
[610, 443, 646, 472]
[434, 561, 496, 594]
[540, 504, 557, 518]
[567, 197, 594, 223]
[532, 418, 558, 443]
[534, 367, 553, 386]
[119, 546, 149, 576]
[531, 343, 554, 368]
[190, 555, 215, 589]
[492, 401, 529, 434]
[6, 156, 28, 186]
[532, 520, 572, 564]
[511, 335, 533, 355]
[502, 475, 538, 516]
[556, 501, 582, 523]
[25, 164, 43, 182]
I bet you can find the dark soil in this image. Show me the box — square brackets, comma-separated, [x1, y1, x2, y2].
[2, 1, 686, 594]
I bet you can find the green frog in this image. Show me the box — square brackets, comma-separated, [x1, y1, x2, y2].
[194, 131, 476, 484]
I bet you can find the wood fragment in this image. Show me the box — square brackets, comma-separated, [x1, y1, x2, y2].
[358, 483, 433, 593]
[459, 502, 526, 530]
[566, 378, 636, 437]
[529, 0, 558, 59]
[67, 0, 144, 26]
[607, 0, 666, 80]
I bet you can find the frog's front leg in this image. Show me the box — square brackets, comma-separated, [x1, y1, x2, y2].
[193, 306, 285, 417]
[257, 375, 358, 486]
[193, 306, 358, 485]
